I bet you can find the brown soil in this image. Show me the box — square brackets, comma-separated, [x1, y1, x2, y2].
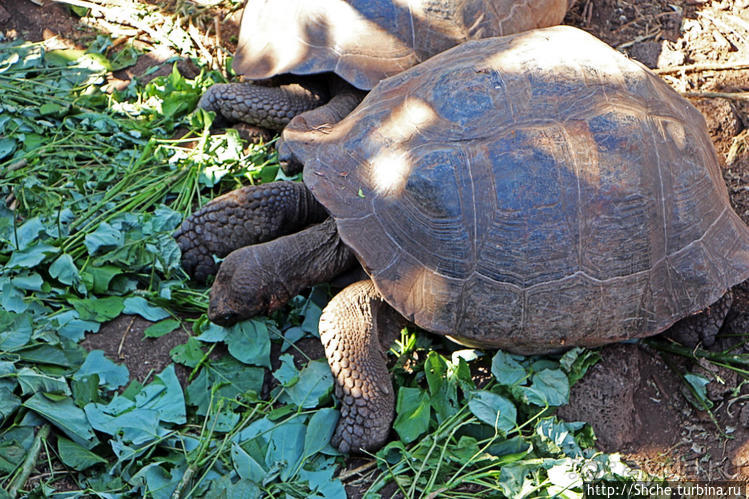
[4, 0, 749, 487]
[80, 314, 192, 386]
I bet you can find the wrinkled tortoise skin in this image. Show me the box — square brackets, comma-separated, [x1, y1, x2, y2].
[289, 26, 749, 354]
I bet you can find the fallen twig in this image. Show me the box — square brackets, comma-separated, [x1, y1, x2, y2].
[681, 90, 749, 101]
[655, 61, 749, 74]
[337, 459, 377, 481]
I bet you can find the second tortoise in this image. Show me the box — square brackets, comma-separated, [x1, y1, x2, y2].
[175, 26, 749, 452]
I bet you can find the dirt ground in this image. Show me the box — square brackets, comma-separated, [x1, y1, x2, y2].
[2, 0, 748, 486]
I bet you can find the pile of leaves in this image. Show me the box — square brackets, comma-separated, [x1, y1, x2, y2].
[0, 39, 642, 497]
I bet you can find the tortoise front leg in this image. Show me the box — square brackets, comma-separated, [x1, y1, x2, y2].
[174, 181, 327, 282]
[319, 280, 406, 453]
[198, 81, 328, 131]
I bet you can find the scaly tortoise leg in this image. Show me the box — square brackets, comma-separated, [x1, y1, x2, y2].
[665, 291, 733, 347]
[174, 181, 328, 283]
[198, 81, 328, 131]
[319, 280, 405, 452]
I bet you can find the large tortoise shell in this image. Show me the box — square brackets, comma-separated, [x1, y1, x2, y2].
[232, 0, 571, 90]
[289, 26, 749, 354]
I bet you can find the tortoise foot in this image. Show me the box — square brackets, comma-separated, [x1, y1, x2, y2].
[331, 395, 392, 453]
[665, 291, 733, 348]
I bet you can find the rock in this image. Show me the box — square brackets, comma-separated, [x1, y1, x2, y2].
[558, 344, 642, 450]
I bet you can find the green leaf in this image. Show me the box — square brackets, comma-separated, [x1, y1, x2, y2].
[83, 222, 123, 254]
[39, 102, 70, 117]
[393, 387, 430, 444]
[17, 343, 86, 368]
[303, 408, 338, 457]
[11, 272, 44, 291]
[0, 280, 26, 313]
[0, 387, 21, 423]
[534, 417, 586, 458]
[0, 362, 16, 392]
[71, 374, 100, 407]
[53, 310, 100, 342]
[135, 365, 185, 424]
[468, 390, 517, 434]
[15, 217, 45, 250]
[424, 352, 459, 422]
[49, 254, 79, 285]
[272, 354, 299, 387]
[491, 350, 527, 386]
[170, 337, 204, 368]
[560, 347, 600, 386]
[196, 322, 227, 342]
[84, 401, 159, 445]
[209, 475, 262, 498]
[46, 48, 85, 65]
[0, 426, 34, 474]
[109, 44, 139, 71]
[144, 318, 180, 338]
[17, 368, 71, 396]
[300, 466, 346, 499]
[279, 359, 333, 409]
[520, 369, 569, 407]
[684, 373, 713, 409]
[123, 297, 170, 321]
[57, 436, 107, 471]
[161, 90, 198, 119]
[231, 442, 266, 483]
[74, 350, 129, 390]
[0, 311, 32, 349]
[0, 138, 16, 160]
[84, 265, 122, 294]
[130, 462, 181, 499]
[24, 393, 98, 449]
[186, 357, 264, 415]
[69, 296, 125, 322]
[7, 243, 59, 268]
[266, 421, 306, 481]
[226, 319, 271, 368]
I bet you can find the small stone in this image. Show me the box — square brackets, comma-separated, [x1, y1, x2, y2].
[740, 404, 749, 428]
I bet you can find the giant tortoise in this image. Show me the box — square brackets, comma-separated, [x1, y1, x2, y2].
[175, 26, 749, 452]
[199, 0, 573, 131]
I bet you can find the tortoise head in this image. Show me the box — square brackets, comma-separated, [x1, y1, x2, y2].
[208, 246, 290, 326]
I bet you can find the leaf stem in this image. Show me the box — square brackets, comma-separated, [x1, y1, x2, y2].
[8, 424, 50, 498]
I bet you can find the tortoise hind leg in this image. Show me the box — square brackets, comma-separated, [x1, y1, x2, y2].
[319, 280, 405, 453]
[174, 181, 328, 283]
[665, 291, 733, 347]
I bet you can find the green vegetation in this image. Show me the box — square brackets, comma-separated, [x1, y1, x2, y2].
[0, 35, 647, 498]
